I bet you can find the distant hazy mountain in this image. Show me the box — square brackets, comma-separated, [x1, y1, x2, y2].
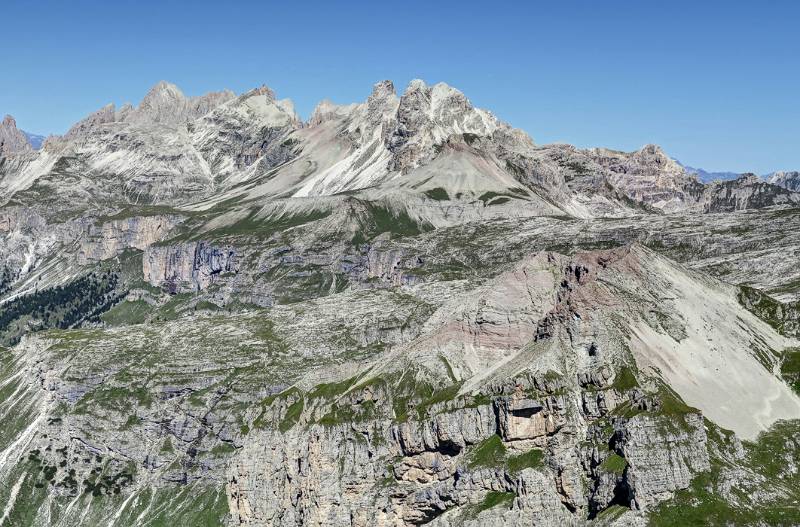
[22, 130, 46, 149]
[678, 162, 741, 183]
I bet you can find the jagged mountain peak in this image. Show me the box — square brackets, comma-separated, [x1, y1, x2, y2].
[631, 143, 682, 168]
[364, 79, 399, 121]
[215, 84, 299, 125]
[3, 78, 798, 219]
[126, 80, 235, 126]
[402, 78, 470, 108]
[63, 103, 117, 139]
[143, 79, 185, 100]
[0, 113, 33, 155]
[133, 80, 186, 122]
[308, 98, 358, 126]
[241, 84, 276, 101]
[369, 79, 397, 100]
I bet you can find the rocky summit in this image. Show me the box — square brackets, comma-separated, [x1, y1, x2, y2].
[1, 79, 799, 527]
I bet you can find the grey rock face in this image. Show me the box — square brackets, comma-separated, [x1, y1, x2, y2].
[125, 80, 236, 127]
[144, 241, 237, 292]
[63, 103, 118, 140]
[700, 174, 800, 211]
[767, 170, 800, 192]
[614, 413, 710, 509]
[0, 114, 33, 156]
[77, 214, 185, 264]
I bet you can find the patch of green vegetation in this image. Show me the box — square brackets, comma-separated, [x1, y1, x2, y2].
[596, 504, 628, 522]
[414, 382, 463, 419]
[100, 299, 151, 325]
[743, 420, 800, 482]
[0, 462, 49, 525]
[160, 438, 174, 454]
[423, 187, 450, 201]
[609, 381, 699, 433]
[94, 204, 184, 223]
[153, 293, 194, 321]
[348, 367, 470, 423]
[477, 191, 517, 206]
[0, 270, 123, 345]
[305, 376, 384, 427]
[649, 463, 752, 526]
[279, 397, 304, 432]
[250, 318, 284, 345]
[507, 448, 543, 474]
[780, 347, 800, 394]
[318, 400, 377, 427]
[307, 376, 360, 400]
[351, 201, 433, 245]
[251, 387, 301, 429]
[193, 300, 222, 312]
[82, 465, 136, 497]
[475, 491, 515, 513]
[504, 160, 525, 177]
[468, 435, 506, 469]
[612, 366, 639, 391]
[600, 453, 627, 475]
[657, 384, 698, 418]
[116, 483, 230, 527]
[259, 386, 302, 408]
[210, 442, 237, 456]
[166, 207, 331, 244]
[651, 420, 800, 526]
[75, 383, 154, 415]
[477, 191, 500, 202]
[738, 285, 798, 336]
[123, 414, 140, 428]
[463, 393, 492, 408]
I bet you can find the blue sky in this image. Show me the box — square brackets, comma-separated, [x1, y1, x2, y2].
[2, 0, 798, 173]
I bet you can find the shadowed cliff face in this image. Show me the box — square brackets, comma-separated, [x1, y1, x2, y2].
[0, 80, 799, 526]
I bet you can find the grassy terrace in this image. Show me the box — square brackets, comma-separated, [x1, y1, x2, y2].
[468, 435, 544, 475]
[650, 420, 800, 527]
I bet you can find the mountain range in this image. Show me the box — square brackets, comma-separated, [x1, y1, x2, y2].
[0, 80, 799, 526]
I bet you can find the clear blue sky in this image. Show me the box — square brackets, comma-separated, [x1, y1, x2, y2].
[2, 0, 798, 173]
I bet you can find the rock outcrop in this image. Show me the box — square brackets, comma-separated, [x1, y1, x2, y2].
[0, 114, 33, 156]
[144, 241, 237, 292]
